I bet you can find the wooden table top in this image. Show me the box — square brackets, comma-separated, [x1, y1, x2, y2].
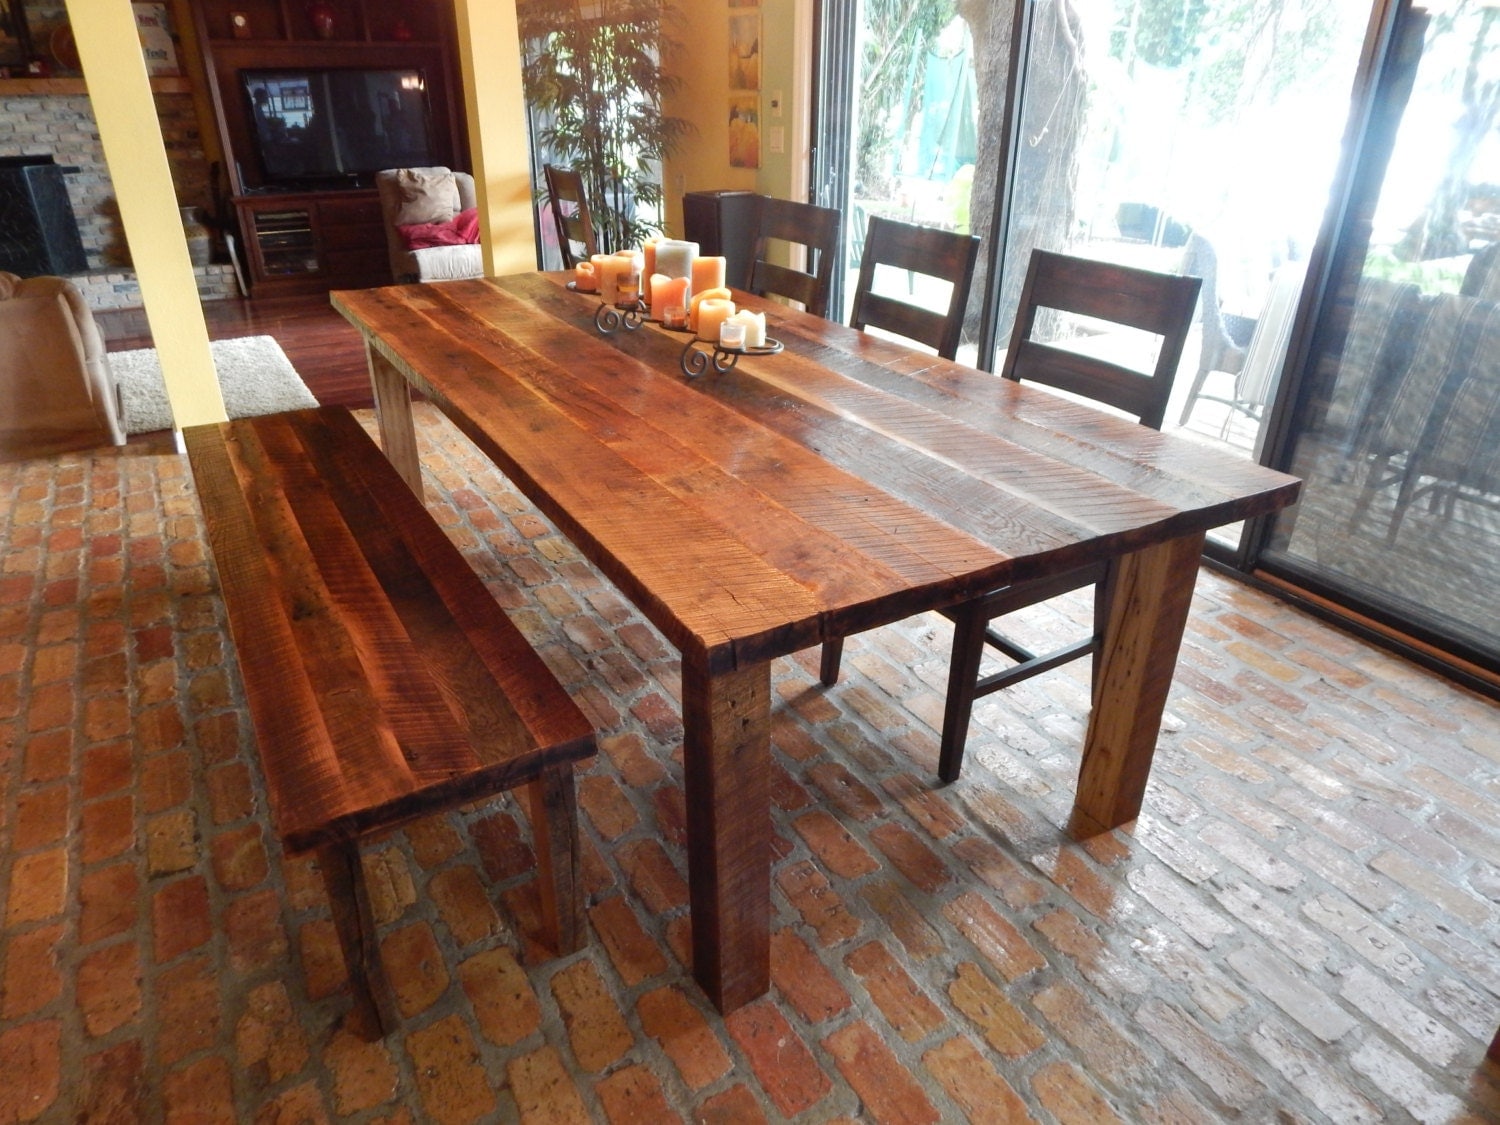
[333, 273, 1300, 674]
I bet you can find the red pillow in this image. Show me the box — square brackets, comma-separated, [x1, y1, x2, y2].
[399, 207, 480, 250]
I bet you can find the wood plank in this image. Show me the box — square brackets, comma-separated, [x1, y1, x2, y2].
[225, 415, 437, 843]
[1069, 531, 1206, 835]
[189, 408, 595, 850]
[185, 424, 351, 833]
[682, 657, 772, 1012]
[305, 408, 593, 759]
[525, 765, 586, 956]
[367, 345, 423, 496]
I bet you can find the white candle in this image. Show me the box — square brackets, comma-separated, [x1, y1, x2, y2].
[655, 239, 699, 280]
[728, 309, 766, 348]
[696, 299, 737, 343]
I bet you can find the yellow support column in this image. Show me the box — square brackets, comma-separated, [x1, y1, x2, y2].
[65, 0, 225, 436]
[452, 0, 538, 277]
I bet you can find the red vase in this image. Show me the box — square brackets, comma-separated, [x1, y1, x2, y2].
[307, 0, 335, 39]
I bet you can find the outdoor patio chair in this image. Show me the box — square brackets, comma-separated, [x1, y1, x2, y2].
[746, 197, 842, 318]
[847, 215, 980, 360]
[543, 165, 598, 269]
[822, 249, 1200, 784]
[1176, 232, 1249, 425]
[1348, 290, 1500, 543]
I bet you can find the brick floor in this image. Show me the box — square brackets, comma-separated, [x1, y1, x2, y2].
[2, 404, 1499, 1122]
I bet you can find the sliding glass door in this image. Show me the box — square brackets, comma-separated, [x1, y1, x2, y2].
[1258, 0, 1500, 673]
[990, 0, 1369, 488]
[814, 0, 1498, 680]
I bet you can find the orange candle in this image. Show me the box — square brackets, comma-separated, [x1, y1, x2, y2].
[573, 261, 598, 292]
[642, 238, 661, 280]
[688, 287, 733, 332]
[592, 254, 618, 303]
[691, 256, 727, 294]
[651, 274, 689, 313]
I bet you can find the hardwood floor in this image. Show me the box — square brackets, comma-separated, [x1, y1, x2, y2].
[95, 293, 376, 409]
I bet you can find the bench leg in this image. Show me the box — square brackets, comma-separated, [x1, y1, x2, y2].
[319, 840, 399, 1039]
[524, 763, 585, 956]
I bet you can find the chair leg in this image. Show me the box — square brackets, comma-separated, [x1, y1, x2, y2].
[524, 763, 585, 956]
[820, 638, 844, 687]
[938, 605, 990, 784]
[319, 840, 398, 1039]
[1178, 364, 1213, 426]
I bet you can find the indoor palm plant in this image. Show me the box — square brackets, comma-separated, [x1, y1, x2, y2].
[518, 0, 690, 253]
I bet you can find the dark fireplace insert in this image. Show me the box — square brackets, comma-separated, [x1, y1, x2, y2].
[0, 154, 88, 277]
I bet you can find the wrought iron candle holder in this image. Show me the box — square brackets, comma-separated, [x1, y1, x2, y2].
[678, 336, 783, 377]
[567, 281, 648, 334]
[594, 299, 648, 333]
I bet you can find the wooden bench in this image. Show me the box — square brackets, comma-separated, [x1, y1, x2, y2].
[184, 406, 596, 1035]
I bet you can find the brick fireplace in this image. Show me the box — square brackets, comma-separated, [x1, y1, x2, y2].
[0, 88, 236, 308]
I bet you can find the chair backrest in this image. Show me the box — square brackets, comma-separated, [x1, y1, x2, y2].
[747, 197, 842, 318]
[543, 164, 598, 268]
[1001, 249, 1202, 430]
[848, 216, 980, 360]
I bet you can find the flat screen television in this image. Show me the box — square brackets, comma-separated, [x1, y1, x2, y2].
[241, 68, 437, 187]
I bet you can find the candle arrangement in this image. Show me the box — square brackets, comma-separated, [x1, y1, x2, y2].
[567, 237, 781, 370]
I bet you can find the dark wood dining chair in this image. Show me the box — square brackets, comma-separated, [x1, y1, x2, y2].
[822, 248, 1202, 786]
[747, 197, 842, 318]
[848, 215, 980, 360]
[543, 164, 597, 269]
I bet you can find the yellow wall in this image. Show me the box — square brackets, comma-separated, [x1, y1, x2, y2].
[454, 0, 540, 275]
[66, 0, 225, 433]
[662, 0, 809, 239]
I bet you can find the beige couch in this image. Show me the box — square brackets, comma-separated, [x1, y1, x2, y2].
[1, 272, 126, 461]
[376, 167, 484, 284]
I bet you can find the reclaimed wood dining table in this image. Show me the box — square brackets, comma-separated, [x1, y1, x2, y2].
[332, 271, 1301, 1014]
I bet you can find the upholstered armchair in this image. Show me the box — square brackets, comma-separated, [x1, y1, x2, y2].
[376, 167, 484, 284]
[0, 272, 126, 461]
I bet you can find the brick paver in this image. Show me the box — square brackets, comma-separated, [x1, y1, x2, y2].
[1, 405, 1498, 1121]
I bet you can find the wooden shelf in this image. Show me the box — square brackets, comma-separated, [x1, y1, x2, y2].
[0, 76, 192, 95]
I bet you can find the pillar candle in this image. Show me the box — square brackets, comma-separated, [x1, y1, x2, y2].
[696, 298, 737, 343]
[691, 256, 727, 294]
[651, 274, 689, 313]
[688, 287, 733, 333]
[642, 238, 661, 280]
[728, 309, 766, 348]
[647, 272, 671, 308]
[614, 262, 639, 305]
[655, 239, 699, 280]
[613, 250, 644, 304]
[573, 261, 598, 293]
[592, 254, 619, 304]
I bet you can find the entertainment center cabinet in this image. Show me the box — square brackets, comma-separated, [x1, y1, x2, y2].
[189, 0, 467, 296]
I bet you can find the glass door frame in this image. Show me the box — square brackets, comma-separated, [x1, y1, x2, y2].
[1244, 0, 1500, 693]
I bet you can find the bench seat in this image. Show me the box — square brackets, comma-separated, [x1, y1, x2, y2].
[185, 405, 596, 1034]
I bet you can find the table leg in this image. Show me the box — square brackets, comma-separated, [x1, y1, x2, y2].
[681, 657, 772, 1013]
[1071, 531, 1206, 836]
[366, 345, 423, 498]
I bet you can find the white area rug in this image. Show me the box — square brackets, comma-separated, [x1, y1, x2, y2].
[112, 335, 318, 435]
